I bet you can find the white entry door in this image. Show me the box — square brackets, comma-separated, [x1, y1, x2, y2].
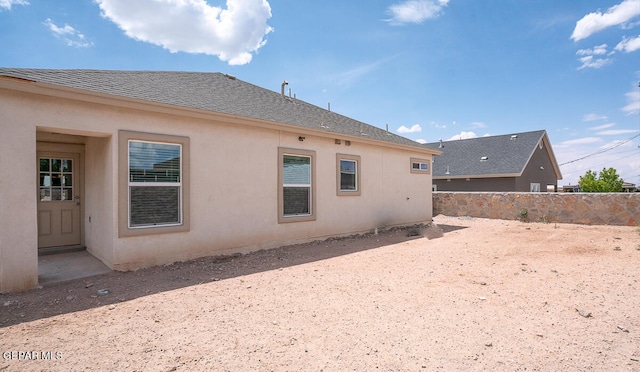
[37, 153, 81, 249]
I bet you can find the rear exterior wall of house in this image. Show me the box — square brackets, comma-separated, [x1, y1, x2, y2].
[0, 83, 435, 292]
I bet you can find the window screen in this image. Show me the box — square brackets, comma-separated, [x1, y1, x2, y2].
[128, 140, 182, 227]
[283, 154, 311, 216]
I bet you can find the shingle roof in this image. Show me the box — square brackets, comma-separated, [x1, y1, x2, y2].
[0, 68, 431, 151]
[424, 130, 556, 178]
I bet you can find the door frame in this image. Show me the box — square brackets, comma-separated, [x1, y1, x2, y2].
[36, 142, 85, 251]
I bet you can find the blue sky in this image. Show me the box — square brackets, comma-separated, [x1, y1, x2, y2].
[1, 0, 639, 185]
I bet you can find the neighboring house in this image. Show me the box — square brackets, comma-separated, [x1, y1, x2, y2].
[622, 182, 637, 192]
[425, 130, 562, 192]
[561, 185, 582, 193]
[562, 182, 636, 192]
[0, 69, 440, 293]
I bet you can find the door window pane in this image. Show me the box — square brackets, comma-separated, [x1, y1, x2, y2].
[51, 189, 62, 201]
[40, 188, 51, 201]
[40, 174, 51, 187]
[62, 159, 72, 172]
[62, 188, 73, 201]
[40, 159, 50, 172]
[39, 158, 74, 202]
[51, 174, 62, 187]
[62, 174, 72, 186]
[51, 159, 61, 172]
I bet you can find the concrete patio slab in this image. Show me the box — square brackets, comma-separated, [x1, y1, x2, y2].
[38, 250, 111, 286]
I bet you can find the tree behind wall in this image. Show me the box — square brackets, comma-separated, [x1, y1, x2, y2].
[578, 167, 624, 192]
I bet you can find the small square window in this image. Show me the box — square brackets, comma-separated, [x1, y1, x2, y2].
[410, 157, 431, 174]
[530, 183, 540, 192]
[336, 154, 361, 196]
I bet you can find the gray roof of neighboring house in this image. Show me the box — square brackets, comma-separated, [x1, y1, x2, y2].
[424, 130, 560, 178]
[0, 68, 431, 151]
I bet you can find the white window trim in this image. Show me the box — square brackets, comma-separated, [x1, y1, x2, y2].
[530, 183, 541, 192]
[278, 147, 316, 223]
[336, 154, 361, 196]
[127, 139, 183, 229]
[118, 130, 190, 237]
[410, 157, 431, 174]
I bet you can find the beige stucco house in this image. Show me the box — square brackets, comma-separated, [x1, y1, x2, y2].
[0, 69, 440, 293]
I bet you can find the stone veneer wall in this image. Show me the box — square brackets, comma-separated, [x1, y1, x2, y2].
[433, 192, 639, 226]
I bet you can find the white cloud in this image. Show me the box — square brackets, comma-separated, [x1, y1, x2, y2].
[470, 122, 486, 128]
[575, 44, 614, 69]
[583, 113, 608, 121]
[330, 56, 396, 88]
[576, 44, 609, 55]
[597, 129, 640, 135]
[397, 124, 422, 133]
[623, 86, 640, 114]
[429, 121, 447, 129]
[577, 55, 613, 70]
[615, 35, 640, 52]
[571, 0, 640, 42]
[43, 18, 94, 48]
[415, 139, 427, 144]
[557, 137, 602, 146]
[385, 0, 449, 25]
[95, 0, 273, 65]
[588, 123, 615, 130]
[0, 0, 28, 11]
[447, 131, 477, 140]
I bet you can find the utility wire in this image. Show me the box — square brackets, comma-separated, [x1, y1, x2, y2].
[590, 149, 640, 169]
[559, 133, 640, 166]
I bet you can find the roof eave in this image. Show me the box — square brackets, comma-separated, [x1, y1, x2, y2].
[1, 78, 440, 156]
[433, 173, 521, 180]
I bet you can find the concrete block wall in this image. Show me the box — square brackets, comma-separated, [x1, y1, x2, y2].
[433, 192, 639, 226]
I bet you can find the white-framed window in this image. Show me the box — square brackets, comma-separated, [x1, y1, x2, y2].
[410, 157, 431, 174]
[278, 148, 316, 223]
[118, 131, 190, 237]
[128, 140, 182, 228]
[530, 183, 540, 192]
[337, 154, 361, 196]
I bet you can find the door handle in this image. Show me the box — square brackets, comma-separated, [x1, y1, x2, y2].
[74, 195, 80, 206]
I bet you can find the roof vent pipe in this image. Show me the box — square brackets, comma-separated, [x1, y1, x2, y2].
[281, 80, 288, 97]
[328, 102, 331, 111]
[439, 139, 444, 148]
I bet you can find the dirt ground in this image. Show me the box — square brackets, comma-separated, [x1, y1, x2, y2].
[1, 215, 639, 371]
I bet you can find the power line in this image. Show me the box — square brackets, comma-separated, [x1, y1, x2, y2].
[559, 133, 640, 166]
[590, 149, 640, 169]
